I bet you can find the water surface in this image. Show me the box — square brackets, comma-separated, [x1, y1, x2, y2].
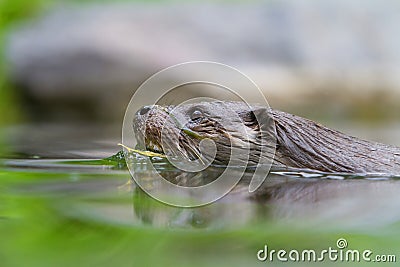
[1, 123, 400, 266]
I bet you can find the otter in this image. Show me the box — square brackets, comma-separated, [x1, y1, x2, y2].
[133, 101, 400, 174]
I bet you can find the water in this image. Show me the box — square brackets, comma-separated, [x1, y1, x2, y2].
[1, 123, 400, 266]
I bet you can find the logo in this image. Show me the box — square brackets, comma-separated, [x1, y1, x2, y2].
[122, 62, 276, 207]
[257, 238, 397, 263]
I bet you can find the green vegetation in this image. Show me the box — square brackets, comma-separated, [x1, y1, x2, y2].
[0, 164, 399, 267]
[0, 0, 53, 157]
[0, 0, 52, 126]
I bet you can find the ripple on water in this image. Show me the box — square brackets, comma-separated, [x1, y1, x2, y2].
[2, 156, 400, 229]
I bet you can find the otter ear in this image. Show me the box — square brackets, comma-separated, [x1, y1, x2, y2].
[240, 106, 277, 150]
[252, 106, 274, 122]
[240, 106, 275, 130]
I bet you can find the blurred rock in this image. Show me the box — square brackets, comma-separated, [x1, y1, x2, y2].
[6, 0, 400, 121]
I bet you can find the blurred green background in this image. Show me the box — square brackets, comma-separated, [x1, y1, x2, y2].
[2, 0, 400, 158]
[1, 0, 400, 266]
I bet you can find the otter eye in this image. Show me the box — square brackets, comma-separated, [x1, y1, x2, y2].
[190, 110, 203, 120]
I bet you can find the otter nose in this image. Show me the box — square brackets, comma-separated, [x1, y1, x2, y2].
[139, 106, 152, 115]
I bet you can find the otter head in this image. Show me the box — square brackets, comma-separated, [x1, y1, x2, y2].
[133, 101, 276, 167]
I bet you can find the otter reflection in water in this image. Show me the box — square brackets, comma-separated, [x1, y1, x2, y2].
[131, 166, 400, 228]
